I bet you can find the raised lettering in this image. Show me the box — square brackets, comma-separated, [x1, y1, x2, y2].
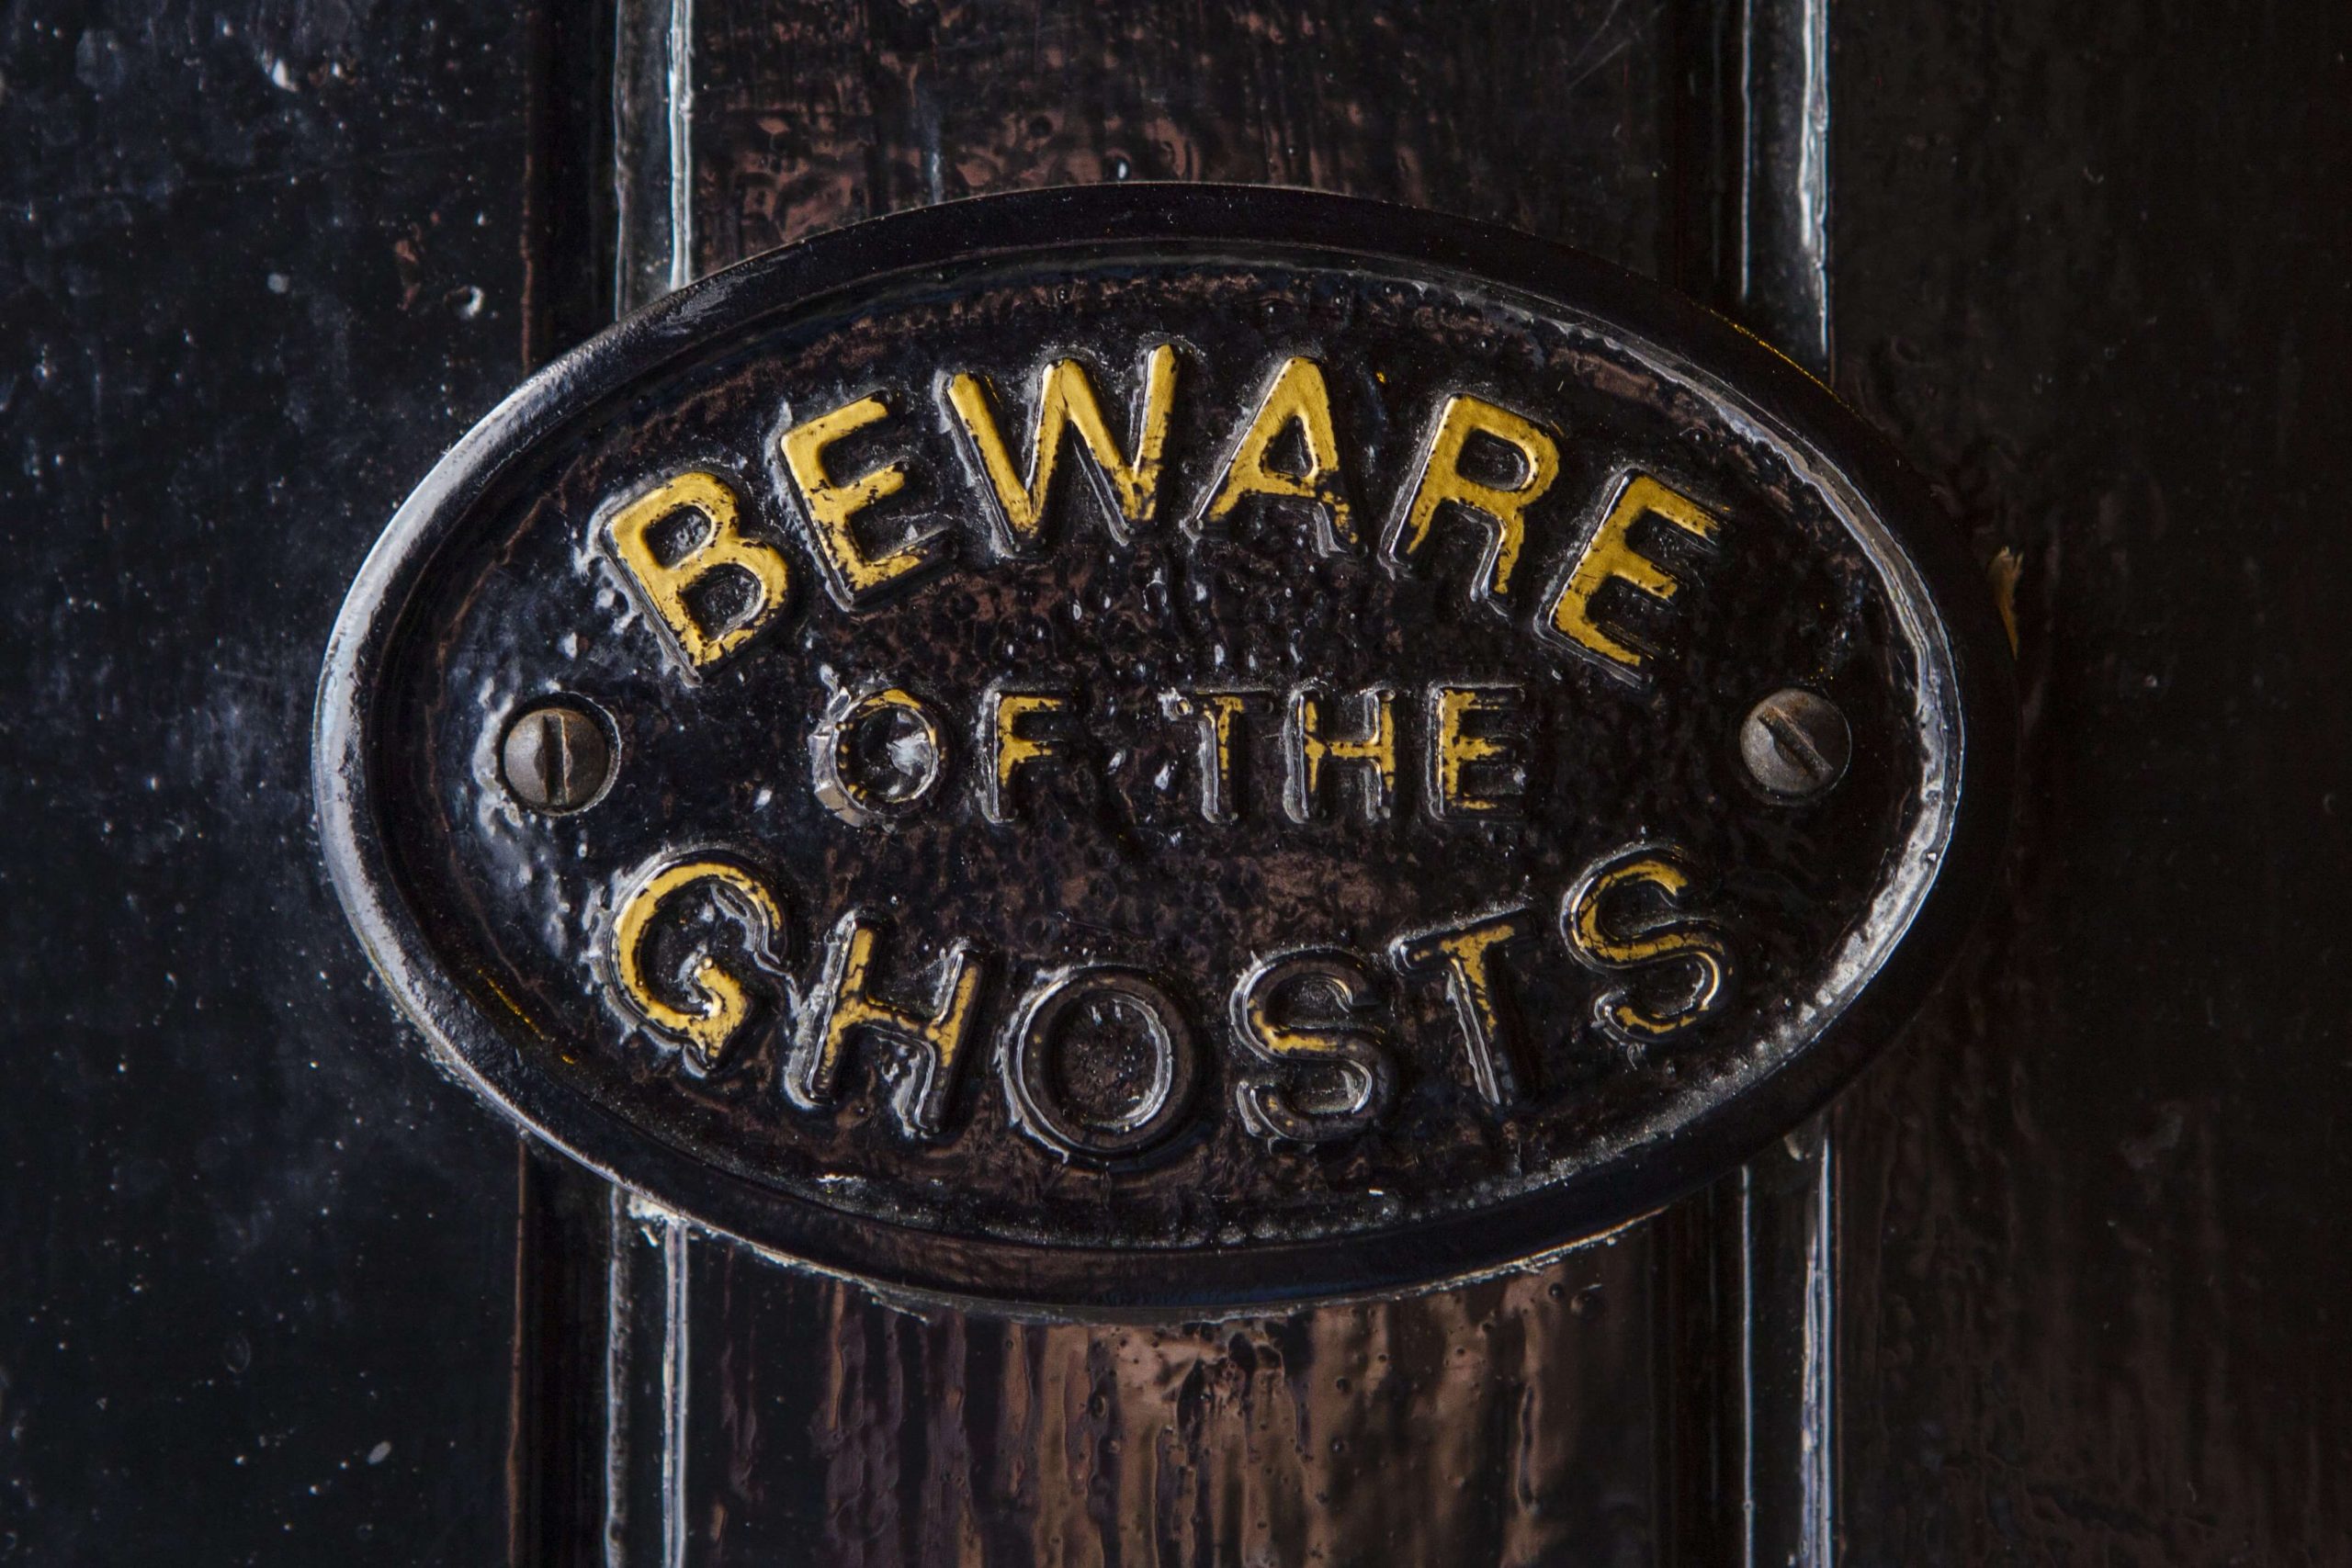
[1283, 684, 1397, 823]
[777, 393, 947, 609]
[601, 471, 792, 675]
[1563, 846, 1734, 1046]
[786, 913, 987, 1138]
[1229, 951, 1396, 1143]
[1389, 908, 1534, 1107]
[1427, 682, 1529, 819]
[980, 685, 1075, 823]
[1383, 394, 1561, 607]
[1538, 472, 1720, 677]
[808, 683, 946, 827]
[1001, 967, 1199, 1162]
[942, 344, 1179, 556]
[1196, 355, 1357, 553]
[1159, 686, 1261, 823]
[609, 856, 789, 1073]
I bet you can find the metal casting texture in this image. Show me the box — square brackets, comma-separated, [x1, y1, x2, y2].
[315, 184, 2013, 1310]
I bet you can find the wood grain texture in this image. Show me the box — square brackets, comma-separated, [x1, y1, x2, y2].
[651, 3, 1685, 1562]
[689, 0, 1671, 265]
[1827, 2, 2352, 1561]
[680, 1244, 1654, 1564]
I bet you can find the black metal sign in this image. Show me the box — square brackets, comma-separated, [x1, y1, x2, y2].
[315, 186, 2011, 1310]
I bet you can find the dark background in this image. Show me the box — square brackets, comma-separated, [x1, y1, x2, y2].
[2, 0, 2345, 1562]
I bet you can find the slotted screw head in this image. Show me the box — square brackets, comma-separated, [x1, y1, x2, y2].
[500, 701, 614, 814]
[1739, 688, 1851, 801]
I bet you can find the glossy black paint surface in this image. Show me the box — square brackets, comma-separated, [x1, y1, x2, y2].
[323, 186, 2007, 1308]
[3, 0, 2345, 1562]
[598, 7, 1821, 1558]
[1827, 3, 2352, 1560]
[0, 4, 540, 1560]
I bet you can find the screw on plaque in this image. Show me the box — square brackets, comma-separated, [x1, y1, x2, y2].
[1739, 688, 1851, 801]
[500, 700, 614, 814]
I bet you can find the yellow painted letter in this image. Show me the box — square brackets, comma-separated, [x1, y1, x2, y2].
[1159, 687, 1257, 823]
[1563, 846, 1733, 1046]
[981, 687, 1073, 823]
[1230, 952, 1396, 1143]
[1197, 356, 1357, 553]
[943, 344, 1178, 555]
[610, 857, 786, 1073]
[1283, 685, 1396, 822]
[1383, 394, 1561, 605]
[1388, 910, 1534, 1108]
[778, 393, 947, 608]
[1540, 473, 1720, 676]
[602, 471, 792, 675]
[786, 913, 987, 1138]
[1427, 683, 1528, 819]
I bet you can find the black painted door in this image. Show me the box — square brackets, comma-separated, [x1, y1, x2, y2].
[4, 1, 2345, 1562]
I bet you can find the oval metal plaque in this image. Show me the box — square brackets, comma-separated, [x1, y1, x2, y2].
[317, 186, 2012, 1310]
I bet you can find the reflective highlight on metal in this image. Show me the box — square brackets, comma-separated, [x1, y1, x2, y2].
[313, 186, 2013, 1310]
[1740, 686, 1852, 800]
[499, 700, 617, 816]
